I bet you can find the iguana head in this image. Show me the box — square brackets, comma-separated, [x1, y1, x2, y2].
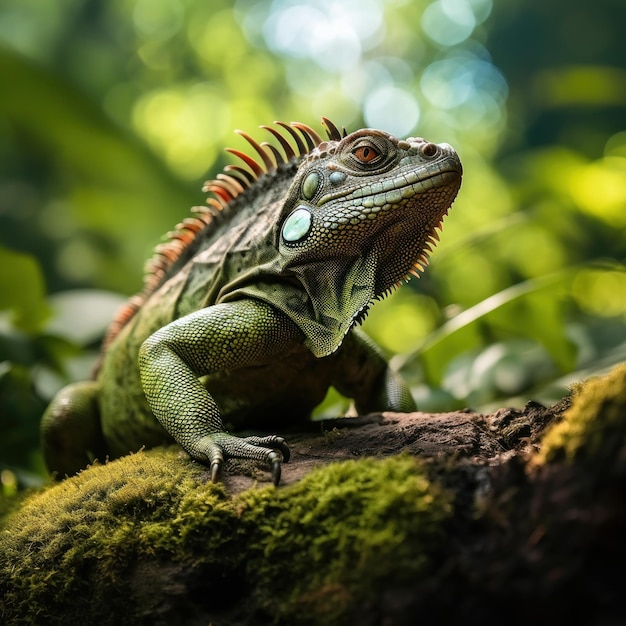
[277, 126, 462, 301]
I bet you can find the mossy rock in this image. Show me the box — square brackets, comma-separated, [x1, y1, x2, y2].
[536, 362, 626, 472]
[3, 364, 626, 625]
[0, 450, 452, 625]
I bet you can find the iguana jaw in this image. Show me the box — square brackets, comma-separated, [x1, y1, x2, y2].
[317, 168, 461, 205]
[372, 172, 459, 297]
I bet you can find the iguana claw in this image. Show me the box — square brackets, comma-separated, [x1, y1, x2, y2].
[269, 451, 282, 486]
[210, 459, 221, 483]
[272, 437, 291, 463]
[244, 435, 289, 485]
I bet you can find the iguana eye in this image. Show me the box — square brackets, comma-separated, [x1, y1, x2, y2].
[301, 171, 320, 200]
[339, 133, 394, 171]
[282, 206, 312, 243]
[352, 144, 380, 164]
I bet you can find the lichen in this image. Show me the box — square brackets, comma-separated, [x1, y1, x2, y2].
[536, 363, 626, 470]
[0, 448, 453, 625]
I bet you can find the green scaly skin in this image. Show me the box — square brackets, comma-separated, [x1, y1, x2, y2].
[41, 120, 462, 485]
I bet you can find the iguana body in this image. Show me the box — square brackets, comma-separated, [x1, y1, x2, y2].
[41, 118, 462, 484]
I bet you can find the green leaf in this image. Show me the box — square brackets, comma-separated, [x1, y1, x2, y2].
[0, 44, 195, 291]
[0, 247, 50, 334]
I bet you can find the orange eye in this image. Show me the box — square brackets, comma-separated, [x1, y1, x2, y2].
[353, 145, 379, 163]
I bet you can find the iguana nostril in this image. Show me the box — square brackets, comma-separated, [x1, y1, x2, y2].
[329, 171, 347, 185]
[422, 143, 438, 158]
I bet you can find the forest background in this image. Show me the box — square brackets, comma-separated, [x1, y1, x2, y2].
[0, 0, 625, 490]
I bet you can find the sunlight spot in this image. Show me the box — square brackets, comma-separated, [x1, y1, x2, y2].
[572, 270, 626, 317]
[364, 86, 420, 136]
[190, 10, 247, 69]
[505, 225, 566, 278]
[341, 61, 395, 104]
[132, 86, 230, 178]
[570, 158, 626, 227]
[421, 58, 475, 109]
[463, 0, 492, 24]
[605, 131, 626, 158]
[1, 469, 17, 497]
[361, 291, 439, 354]
[420, 52, 507, 134]
[56, 239, 98, 283]
[421, 0, 475, 46]
[133, 0, 184, 40]
[260, 0, 384, 73]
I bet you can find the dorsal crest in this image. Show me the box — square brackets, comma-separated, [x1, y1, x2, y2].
[102, 117, 347, 349]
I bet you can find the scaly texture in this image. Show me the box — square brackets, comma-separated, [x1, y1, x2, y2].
[41, 118, 462, 484]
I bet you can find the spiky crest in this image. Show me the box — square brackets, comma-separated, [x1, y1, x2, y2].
[102, 118, 346, 349]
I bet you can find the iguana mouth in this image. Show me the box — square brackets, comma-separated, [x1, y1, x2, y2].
[309, 168, 460, 243]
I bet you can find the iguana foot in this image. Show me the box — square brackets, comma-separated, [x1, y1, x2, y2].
[193, 433, 290, 486]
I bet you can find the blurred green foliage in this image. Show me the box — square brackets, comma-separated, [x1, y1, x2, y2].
[0, 0, 625, 488]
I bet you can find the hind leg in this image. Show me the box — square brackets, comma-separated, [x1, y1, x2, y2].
[40, 380, 106, 479]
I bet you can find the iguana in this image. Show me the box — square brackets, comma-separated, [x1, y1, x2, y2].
[41, 117, 462, 485]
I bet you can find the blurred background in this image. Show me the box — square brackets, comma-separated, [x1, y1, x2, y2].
[1, 0, 625, 491]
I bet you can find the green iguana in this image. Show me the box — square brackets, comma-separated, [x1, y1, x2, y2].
[41, 118, 462, 485]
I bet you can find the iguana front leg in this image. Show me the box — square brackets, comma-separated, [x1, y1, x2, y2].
[332, 327, 417, 414]
[138, 299, 299, 484]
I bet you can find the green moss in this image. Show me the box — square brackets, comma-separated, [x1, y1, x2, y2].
[0, 447, 216, 621]
[240, 455, 453, 622]
[537, 363, 626, 469]
[0, 449, 452, 625]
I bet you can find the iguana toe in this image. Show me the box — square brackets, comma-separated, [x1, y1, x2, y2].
[239, 435, 290, 486]
[245, 435, 290, 463]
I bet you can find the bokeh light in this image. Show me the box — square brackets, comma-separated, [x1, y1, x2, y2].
[422, 0, 475, 47]
[132, 84, 226, 178]
[570, 157, 626, 227]
[133, 0, 184, 40]
[364, 86, 420, 137]
[572, 269, 626, 317]
[234, 0, 506, 146]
